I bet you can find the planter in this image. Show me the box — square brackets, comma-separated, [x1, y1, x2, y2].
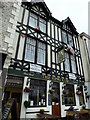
[24, 86, 33, 93]
[63, 89, 66, 94]
[40, 109, 44, 114]
[76, 90, 82, 95]
[24, 101, 30, 108]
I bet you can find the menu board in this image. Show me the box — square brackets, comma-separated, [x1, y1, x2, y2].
[2, 98, 17, 120]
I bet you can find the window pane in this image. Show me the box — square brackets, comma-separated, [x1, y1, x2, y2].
[37, 41, 46, 65]
[29, 13, 37, 28]
[64, 53, 70, 72]
[62, 31, 67, 44]
[79, 86, 85, 106]
[25, 38, 36, 62]
[29, 80, 46, 107]
[71, 55, 76, 73]
[68, 34, 73, 47]
[39, 18, 46, 33]
[52, 82, 59, 104]
[62, 84, 75, 106]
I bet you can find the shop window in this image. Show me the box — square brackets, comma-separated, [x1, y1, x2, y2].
[25, 37, 46, 65]
[62, 84, 76, 106]
[79, 86, 85, 106]
[29, 79, 46, 107]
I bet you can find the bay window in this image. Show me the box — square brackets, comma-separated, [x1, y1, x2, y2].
[29, 79, 46, 107]
[25, 37, 46, 65]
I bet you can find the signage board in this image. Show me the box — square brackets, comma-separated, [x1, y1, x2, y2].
[30, 63, 42, 73]
[69, 73, 76, 80]
[57, 49, 65, 63]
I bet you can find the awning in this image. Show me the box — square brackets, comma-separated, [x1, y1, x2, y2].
[5, 75, 23, 89]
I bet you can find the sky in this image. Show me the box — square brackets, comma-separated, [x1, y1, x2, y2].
[44, 0, 89, 34]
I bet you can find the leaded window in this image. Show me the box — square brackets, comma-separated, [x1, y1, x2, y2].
[25, 38, 36, 62]
[25, 37, 46, 65]
[62, 31, 67, 44]
[71, 55, 76, 73]
[29, 13, 46, 33]
[68, 34, 73, 47]
[64, 52, 70, 72]
[37, 42, 46, 65]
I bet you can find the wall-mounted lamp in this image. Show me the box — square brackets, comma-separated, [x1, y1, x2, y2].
[26, 78, 31, 86]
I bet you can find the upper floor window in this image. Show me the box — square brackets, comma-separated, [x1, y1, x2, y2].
[37, 41, 46, 65]
[68, 34, 73, 47]
[25, 38, 36, 62]
[62, 31, 67, 44]
[71, 55, 76, 73]
[29, 13, 37, 28]
[25, 37, 46, 65]
[62, 31, 73, 47]
[29, 13, 46, 33]
[64, 52, 70, 72]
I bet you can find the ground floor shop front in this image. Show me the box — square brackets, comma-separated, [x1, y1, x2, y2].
[3, 73, 87, 119]
[20, 76, 86, 118]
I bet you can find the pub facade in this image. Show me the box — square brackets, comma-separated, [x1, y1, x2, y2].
[3, 1, 86, 119]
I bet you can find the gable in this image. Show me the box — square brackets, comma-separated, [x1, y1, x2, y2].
[22, 1, 51, 18]
[62, 17, 78, 35]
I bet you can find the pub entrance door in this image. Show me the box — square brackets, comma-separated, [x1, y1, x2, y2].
[52, 82, 61, 117]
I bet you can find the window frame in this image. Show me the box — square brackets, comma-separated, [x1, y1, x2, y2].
[25, 37, 46, 66]
[62, 84, 76, 106]
[28, 79, 47, 107]
[64, 52, 70, 72]
[29, 12, 46, 33]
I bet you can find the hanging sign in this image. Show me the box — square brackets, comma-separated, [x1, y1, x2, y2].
[57, 49, 65, 63]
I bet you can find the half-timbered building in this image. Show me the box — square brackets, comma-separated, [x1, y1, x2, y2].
[3, 1, 86, 119]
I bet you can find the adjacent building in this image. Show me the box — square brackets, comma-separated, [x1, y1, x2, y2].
[79, 32, 90, 109]
[2, 1, 87, 119]
[0, 1, 21, 119]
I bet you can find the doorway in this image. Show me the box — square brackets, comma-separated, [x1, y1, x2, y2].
[52, 82, 61, 116]
[4, 88, 22, 118]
